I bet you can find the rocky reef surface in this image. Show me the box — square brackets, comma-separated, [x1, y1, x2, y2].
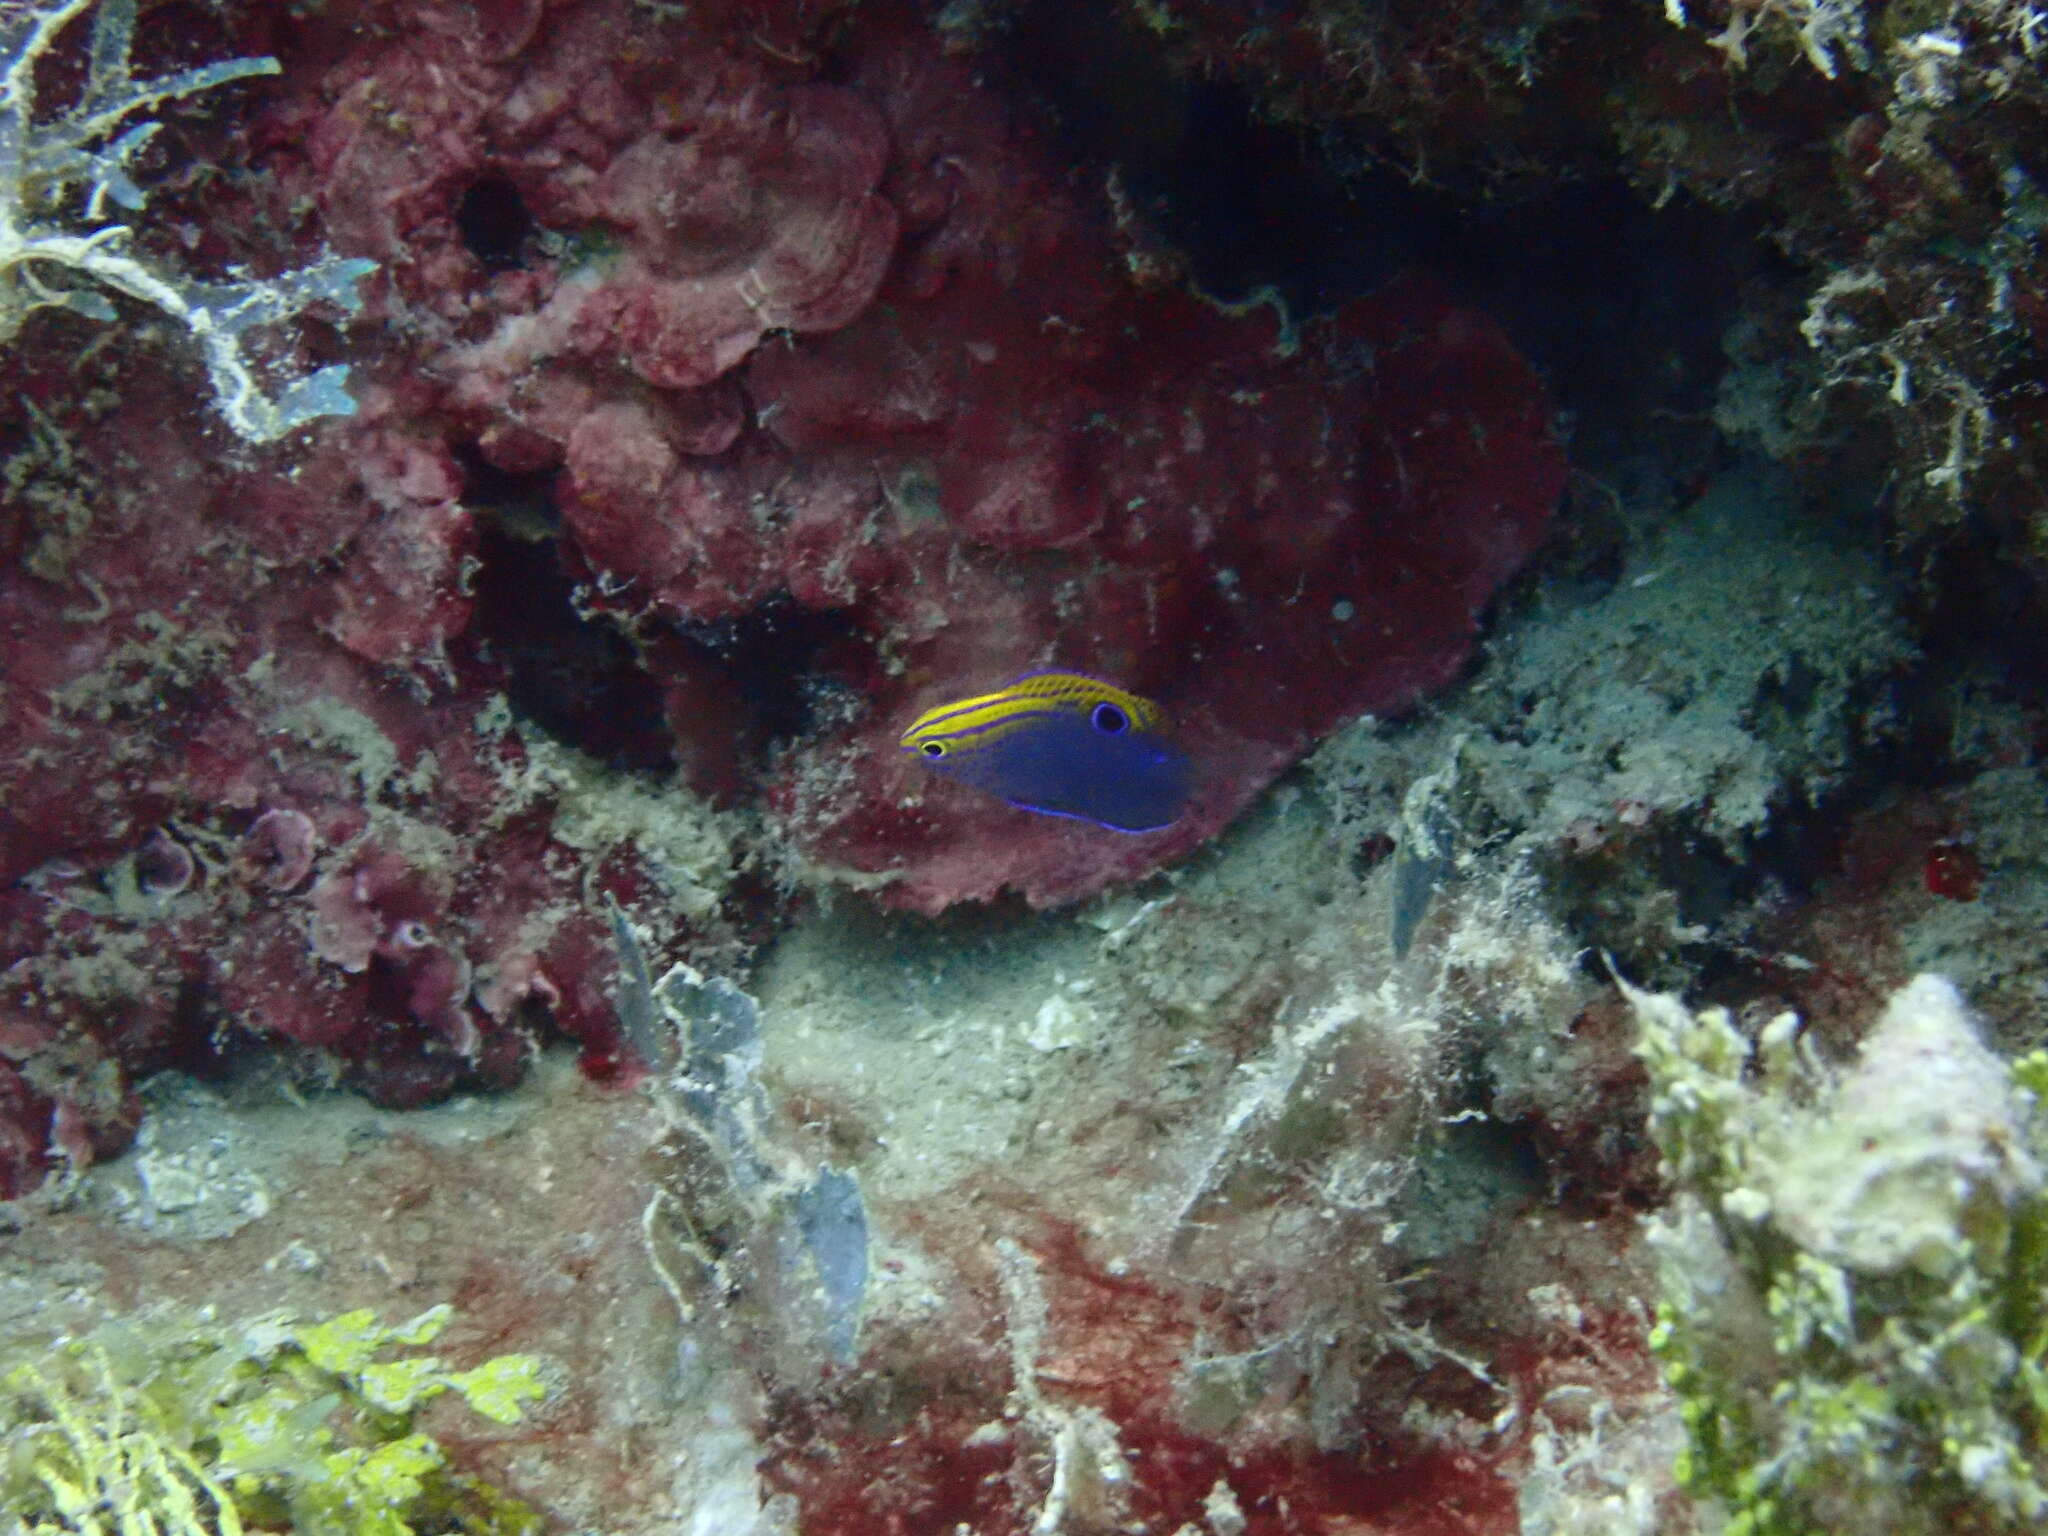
[1, 2, 2045, 1534]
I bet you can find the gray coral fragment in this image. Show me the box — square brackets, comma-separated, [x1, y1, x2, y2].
[1630, 969, 2048, 1532]
[610, 907, 870, 1367]
[0, 0, 375, 441]
[1761, 974, 2043, 1275]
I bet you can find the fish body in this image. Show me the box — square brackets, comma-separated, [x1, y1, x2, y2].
[900, 671, 1192, 833]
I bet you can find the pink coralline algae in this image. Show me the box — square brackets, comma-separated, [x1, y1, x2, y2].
[389, 0, 1563, 909]
[761, 271, 1563, 910]
[286, 0, 1563, 913]
[0, 0, 1560, 1186]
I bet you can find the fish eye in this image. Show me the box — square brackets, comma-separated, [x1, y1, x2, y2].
[1091, 702, 1129, 734]
[921, 741, 946, 758]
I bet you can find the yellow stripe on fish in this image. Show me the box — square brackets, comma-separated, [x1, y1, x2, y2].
[900, 672, 1168, 756]
[899, 671, 1191, 834]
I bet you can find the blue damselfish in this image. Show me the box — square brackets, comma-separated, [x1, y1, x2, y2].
[899, 671, 1192, 833]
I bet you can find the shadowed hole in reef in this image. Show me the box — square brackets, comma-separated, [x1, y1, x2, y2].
[456, 176, 536, 272]
[989, 2, 1773, 489]
[657, 594, 876, 755]
[458, 447, 880, 797]
[458, 454, 674, 773]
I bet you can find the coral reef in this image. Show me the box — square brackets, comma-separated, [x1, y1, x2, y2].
[1665, 0, 2048, 546]
[1, 0, 2046, 1533]
[1114, 0, 2048, 589]
[699, 764, 1672, 1535]
[1630, 971, 2048, 1533]
[0, 0, 374, 441]
[378, 0, 1566, 909]
[1300, 458, 1914, 1002]
[0, 0, 1562, 1197]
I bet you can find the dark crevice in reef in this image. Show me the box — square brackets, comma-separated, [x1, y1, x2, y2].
[460, 479, 677, 774]
[1452, 184, 1779, 472]
[993, 4, 1451, 310]
[992, 3, 1772, 493]
[1913, 523, 2048, 703]
[629, 596, 878, 806]
[456, 176, 538, 272]
[453, 441, 883, 798]
[457, 447, 558, 537]
[663, 595, 875, 749]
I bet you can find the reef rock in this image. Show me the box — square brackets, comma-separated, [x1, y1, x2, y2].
[334, 0, 1570, 909]
[0, 0, 1564, 1191]
[1765, 973, 2043, 1276]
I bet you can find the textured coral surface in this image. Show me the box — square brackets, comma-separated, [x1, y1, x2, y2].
[333, 0, 1566, 909]
[8, 4, 2047, 1536]
[0, 0, 1562, 1191]
[1139, 0, 2048, 596]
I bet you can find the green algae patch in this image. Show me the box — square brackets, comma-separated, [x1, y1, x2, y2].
[0, 1304, 547, 1536]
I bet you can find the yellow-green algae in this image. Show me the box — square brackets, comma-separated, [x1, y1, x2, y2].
[0, 1304, 547, 1536]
